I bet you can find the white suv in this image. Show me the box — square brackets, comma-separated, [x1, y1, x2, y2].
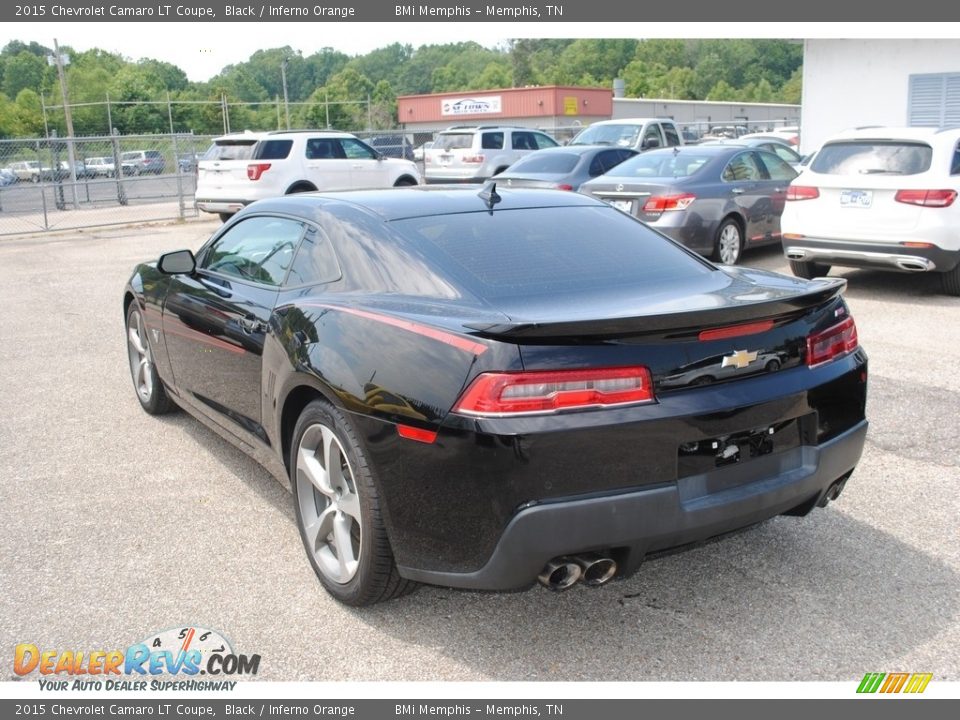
[424, 126, 559, 183]
[196, 130, 422, 221]
[781, 126, 960, 295]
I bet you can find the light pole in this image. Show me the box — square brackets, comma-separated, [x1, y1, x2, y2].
[281, 59, 291, 130]
[49, 38, 79, 209]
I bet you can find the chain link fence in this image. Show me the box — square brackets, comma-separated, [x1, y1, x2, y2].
[0, 133, 213, 236]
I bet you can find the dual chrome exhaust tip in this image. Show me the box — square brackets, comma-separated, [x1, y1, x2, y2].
[538, 553, 618, 591]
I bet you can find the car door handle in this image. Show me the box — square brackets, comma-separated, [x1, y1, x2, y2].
[731, 187, 745, 194]
[199, 276, 232, 297]
[239, 316, 265, 334]
[774, 187, 785, 192]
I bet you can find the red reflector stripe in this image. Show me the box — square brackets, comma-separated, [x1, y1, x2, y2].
[298, 304, 488, 356]
[699, 320, 775, 341]
[397, 425, 438, 444]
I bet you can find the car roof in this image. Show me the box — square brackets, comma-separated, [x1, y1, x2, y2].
[585, 118, 676, 126]
[244, 185, 603, 222]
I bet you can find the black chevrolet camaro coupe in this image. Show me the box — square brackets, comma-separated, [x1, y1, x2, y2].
[124, 186, 868, 606]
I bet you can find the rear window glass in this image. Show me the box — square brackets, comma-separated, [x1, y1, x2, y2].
[811, 141, 933, 175]
[606, 151, 712, 179]
[436, 133, 473, 151]
[507, 153, 580, 174]
[254, 139, 293, 160]
[391, 206, 711, 300]
[204, 141, 259, 161]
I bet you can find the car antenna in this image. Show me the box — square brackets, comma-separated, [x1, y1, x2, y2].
[478, 181, 501, 211]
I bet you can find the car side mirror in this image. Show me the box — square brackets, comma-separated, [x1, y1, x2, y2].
[158, 249, 196, 275]
[642, 137, 662, 150]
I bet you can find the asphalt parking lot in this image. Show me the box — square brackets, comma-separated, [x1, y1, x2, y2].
[0, 220, 958, 683]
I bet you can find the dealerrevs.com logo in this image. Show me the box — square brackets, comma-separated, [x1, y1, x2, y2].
[14, 626, 260, 691]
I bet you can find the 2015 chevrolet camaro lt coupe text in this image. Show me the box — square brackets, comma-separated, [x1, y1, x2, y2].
[124, 186, 868, 606]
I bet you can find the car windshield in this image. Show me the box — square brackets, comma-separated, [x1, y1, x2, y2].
[570, 124, 641, 147]
[605, 151, 713, 179]
[391, 206, 711, 300]
[810, 141, 933, 175]
[506, 153, 580, 174]
[203, 140, 259, 161]
[436, 133, 474, 151]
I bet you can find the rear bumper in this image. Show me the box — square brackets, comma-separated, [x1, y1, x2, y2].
[784, 238, 960, 273]
[196, 198, 251, 215]
[398, 419, 867, 590]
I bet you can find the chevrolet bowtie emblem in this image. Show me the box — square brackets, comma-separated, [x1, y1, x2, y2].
[721, 349, 759, 369]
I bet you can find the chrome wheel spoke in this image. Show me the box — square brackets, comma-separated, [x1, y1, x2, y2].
[332, 512, 358, 579]
[128, 326, 146, 355]
[338, 488, 361, 522]
[298, 444, 333, 497]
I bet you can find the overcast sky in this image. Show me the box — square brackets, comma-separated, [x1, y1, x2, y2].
[1, 23, 951, 82]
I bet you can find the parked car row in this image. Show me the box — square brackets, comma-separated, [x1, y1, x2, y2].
[2, 149, 171, 183]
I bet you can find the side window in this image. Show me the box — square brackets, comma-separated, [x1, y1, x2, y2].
[340, 138, 377, 160]
[305, 138, 340, 160]
[642, 124, 664, 150]
[481, 132, 504, 150]
[722, 153, 763, 182]
[662, 124, 681, 147]
[756, 151, 798, 182]
[255, 139, 293, 160]
[768, 144, 799, 163]
[285, 226, 341, 287]
[200, 216, 304, 287]
[532, 132, 559, 149]
[512, 132, 535, 150]
[952, 143, 960, 175]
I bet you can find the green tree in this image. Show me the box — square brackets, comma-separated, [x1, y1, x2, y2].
[2, 51, 46, 98]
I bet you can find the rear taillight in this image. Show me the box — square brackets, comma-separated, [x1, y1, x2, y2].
[806, 317, 858, 367]
[786, 185, 820, 201]
[642, 193, 696, 213]
[247, 163, 271, 181]
[554, 183, 574, 191]
[462, 154, 485, 164]
[453, 367, 655, 416]
[894, 189, 957, 207]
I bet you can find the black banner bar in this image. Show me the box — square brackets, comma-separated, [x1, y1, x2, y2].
[3, 0, 960, 22]
[1, 700, 959, 720]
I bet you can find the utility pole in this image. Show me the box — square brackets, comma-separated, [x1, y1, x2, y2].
[51, 38, 79, 209]
[281, 59, 291, 130]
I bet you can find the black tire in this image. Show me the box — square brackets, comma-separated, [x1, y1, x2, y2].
[789, 259, 831, 279]
[942, 263, 960, 296]
[290, 400, 416, 606]
[125, 302, 174, 416]
[712, 217, 743, 265]
[393, 177, 417, 186]
[218, 213, 233, 223]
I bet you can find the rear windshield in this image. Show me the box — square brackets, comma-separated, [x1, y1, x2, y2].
[391, 206, 711, 300]
[811, 141, 933, 175]
[605, 151, 713, 179]
[570, 124, 642, 148]
[436, 133, 474, 151]
[507, 153, 580, 174]
[203, 140, 259, 161]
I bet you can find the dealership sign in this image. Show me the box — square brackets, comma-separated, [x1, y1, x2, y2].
[441, 96, 502, 116]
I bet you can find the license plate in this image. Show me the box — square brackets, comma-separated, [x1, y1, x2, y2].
[840, 189, 873, 208]
[608, 199, 632, 212]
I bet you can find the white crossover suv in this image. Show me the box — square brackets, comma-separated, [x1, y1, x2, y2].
[781, 126, 960, 295]
[196, 130, 422, 221]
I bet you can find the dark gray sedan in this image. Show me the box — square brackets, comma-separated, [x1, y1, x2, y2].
[493, 145, 637, 191]
[581, 145, 798, 265]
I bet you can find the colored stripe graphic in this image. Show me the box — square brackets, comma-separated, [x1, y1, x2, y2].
[880, 673, 909, 693]
[904, 673, 933, 694]
[857, 672, 931, 694]
[857, 673, 885, 693]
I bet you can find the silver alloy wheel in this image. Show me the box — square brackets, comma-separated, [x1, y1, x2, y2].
[718, 222, 742, 265]
[126, 308, 154, 403]
[296, 424, 362, 584]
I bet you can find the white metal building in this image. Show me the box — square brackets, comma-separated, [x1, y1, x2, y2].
[801, 39, 960, 154]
